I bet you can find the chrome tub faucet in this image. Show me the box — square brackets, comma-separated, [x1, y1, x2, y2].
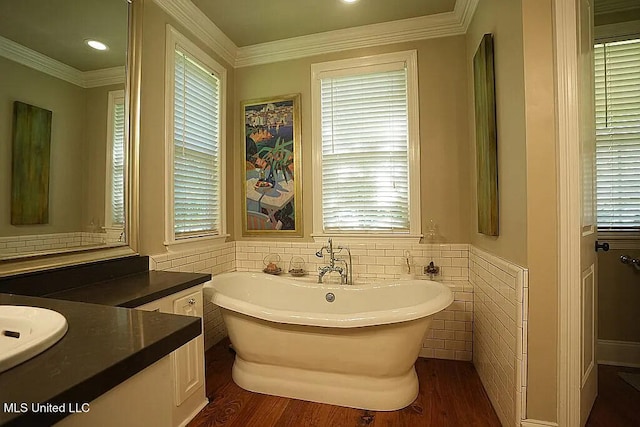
[316, 238, 353, 285]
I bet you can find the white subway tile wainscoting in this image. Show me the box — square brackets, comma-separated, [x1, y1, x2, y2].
[235, 240, 469, 282]
[470, 246, 529, 427]
[0, 231, 123, 257]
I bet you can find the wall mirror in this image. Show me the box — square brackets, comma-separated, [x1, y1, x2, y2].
[0, 0, 141, 272]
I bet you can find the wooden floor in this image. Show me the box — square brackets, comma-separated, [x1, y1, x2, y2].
[586, 364, 640, 427]
[188, 339, 501, 427]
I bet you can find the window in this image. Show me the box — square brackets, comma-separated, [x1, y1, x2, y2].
[165, 26, 226, 244]
[595, 38, 640, 231]
[311, 51, 421, 239]
[105, 90, 125, 228]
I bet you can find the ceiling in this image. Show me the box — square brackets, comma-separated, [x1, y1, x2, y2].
[192, 0, 457, 47]
[0, 0, 127, 71]
[1, 0, 636, 73]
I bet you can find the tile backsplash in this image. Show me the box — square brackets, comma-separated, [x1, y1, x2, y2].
[235, 240, 469, 281]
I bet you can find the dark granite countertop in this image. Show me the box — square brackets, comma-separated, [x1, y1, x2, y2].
[45, 271, 211, 308]
[0, 293, 201, 427]
[0, 259, 212, 426]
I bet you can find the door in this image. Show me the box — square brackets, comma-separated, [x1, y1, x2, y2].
[578, 0, 598, 423]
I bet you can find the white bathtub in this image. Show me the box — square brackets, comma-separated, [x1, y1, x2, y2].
[204, 272, 453, 411]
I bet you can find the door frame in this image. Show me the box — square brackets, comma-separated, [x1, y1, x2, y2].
[554, 0, 587, 425]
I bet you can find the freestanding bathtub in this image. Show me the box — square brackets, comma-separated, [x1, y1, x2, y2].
[204, 272, 453, 411]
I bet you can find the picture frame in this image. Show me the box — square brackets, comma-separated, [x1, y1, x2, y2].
[11, 101, 52, 225]
[241, 94, 302, 236]
[473, 34, 499, 236]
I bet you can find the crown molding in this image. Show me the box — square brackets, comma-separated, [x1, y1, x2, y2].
[83, 66, 126, 88]
[2, 0, 481, 82]
[457, 0, 480, 32]
[0, 35, 84, 86]
[0, 35, 125, 88]
[235, 0, 478, 68]
[152, 0, 237, 66]
[595, 0, 640, 15]
[149, 0, 478, 69]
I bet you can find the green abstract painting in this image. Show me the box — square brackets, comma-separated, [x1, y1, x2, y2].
[473, 34, 499, 236]
[11, 101, 52, 225]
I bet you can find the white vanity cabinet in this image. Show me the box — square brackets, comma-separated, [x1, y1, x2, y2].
[136, 284, 208, 427]
[54, 283, 209, 427]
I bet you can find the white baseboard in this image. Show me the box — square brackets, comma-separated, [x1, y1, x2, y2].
[178, 399, 208, 427]
[521, 420, 558, 427]
[598, 339, 640, 368]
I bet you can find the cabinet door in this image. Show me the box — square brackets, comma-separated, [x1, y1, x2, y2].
[171, 290, 205, 406]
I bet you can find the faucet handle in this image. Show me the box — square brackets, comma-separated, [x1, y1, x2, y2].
[425, 261, 440, 276]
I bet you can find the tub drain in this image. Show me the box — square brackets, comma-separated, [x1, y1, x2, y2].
[325, 292, 335, 302]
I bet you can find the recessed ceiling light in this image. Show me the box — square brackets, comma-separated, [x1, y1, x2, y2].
[341, 0, 359, 3]
[85, 39, 109, 51]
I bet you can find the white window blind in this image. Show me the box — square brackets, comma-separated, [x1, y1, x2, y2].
[595, 38, 640, 230]
[319, 68, 410, 232]
[110, 99, 125, 226]
[173, 49, 221, 238]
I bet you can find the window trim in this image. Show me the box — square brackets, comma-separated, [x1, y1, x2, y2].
[594, 20, 640, 44]
[105, 89, 125, 230]
[310, 50, 421, 241]
[164, 25, 227, 247]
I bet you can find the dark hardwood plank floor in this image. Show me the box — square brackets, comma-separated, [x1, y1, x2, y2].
[586, 364, 640, 427]
[189, 338, 501, 427]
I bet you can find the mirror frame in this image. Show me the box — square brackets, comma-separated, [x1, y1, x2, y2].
[0, 0, 142, 276]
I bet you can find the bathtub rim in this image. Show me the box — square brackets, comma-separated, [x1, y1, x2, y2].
[205, 272, 454, 328]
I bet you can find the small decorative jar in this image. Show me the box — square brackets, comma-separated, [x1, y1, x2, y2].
[263, 253, 282, 275]
[288, 256, 306, 277]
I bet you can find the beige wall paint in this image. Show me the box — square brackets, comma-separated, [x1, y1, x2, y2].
[598, 248, 640, 342]
[82, 83, 125, 231]
[0, 56, 85, 236]
[234, 37, 471, 242]
[521, 0, 558, 421]
[467, 0, 559, 421]
[138, 0, 235, 255]
[466, 0, 528, 267]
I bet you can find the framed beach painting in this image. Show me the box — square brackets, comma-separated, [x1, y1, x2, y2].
[241, 94, 302, 236]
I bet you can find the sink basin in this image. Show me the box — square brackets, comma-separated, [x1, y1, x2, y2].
[0, 305, 68, 373]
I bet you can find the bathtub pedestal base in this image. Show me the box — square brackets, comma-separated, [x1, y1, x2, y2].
[232, 356, 419, 411]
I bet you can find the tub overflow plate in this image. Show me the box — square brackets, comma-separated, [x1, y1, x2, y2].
[325, 292, 335, 303]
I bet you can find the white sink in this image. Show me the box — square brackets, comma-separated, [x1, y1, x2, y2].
[0, 305, 68, 373]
